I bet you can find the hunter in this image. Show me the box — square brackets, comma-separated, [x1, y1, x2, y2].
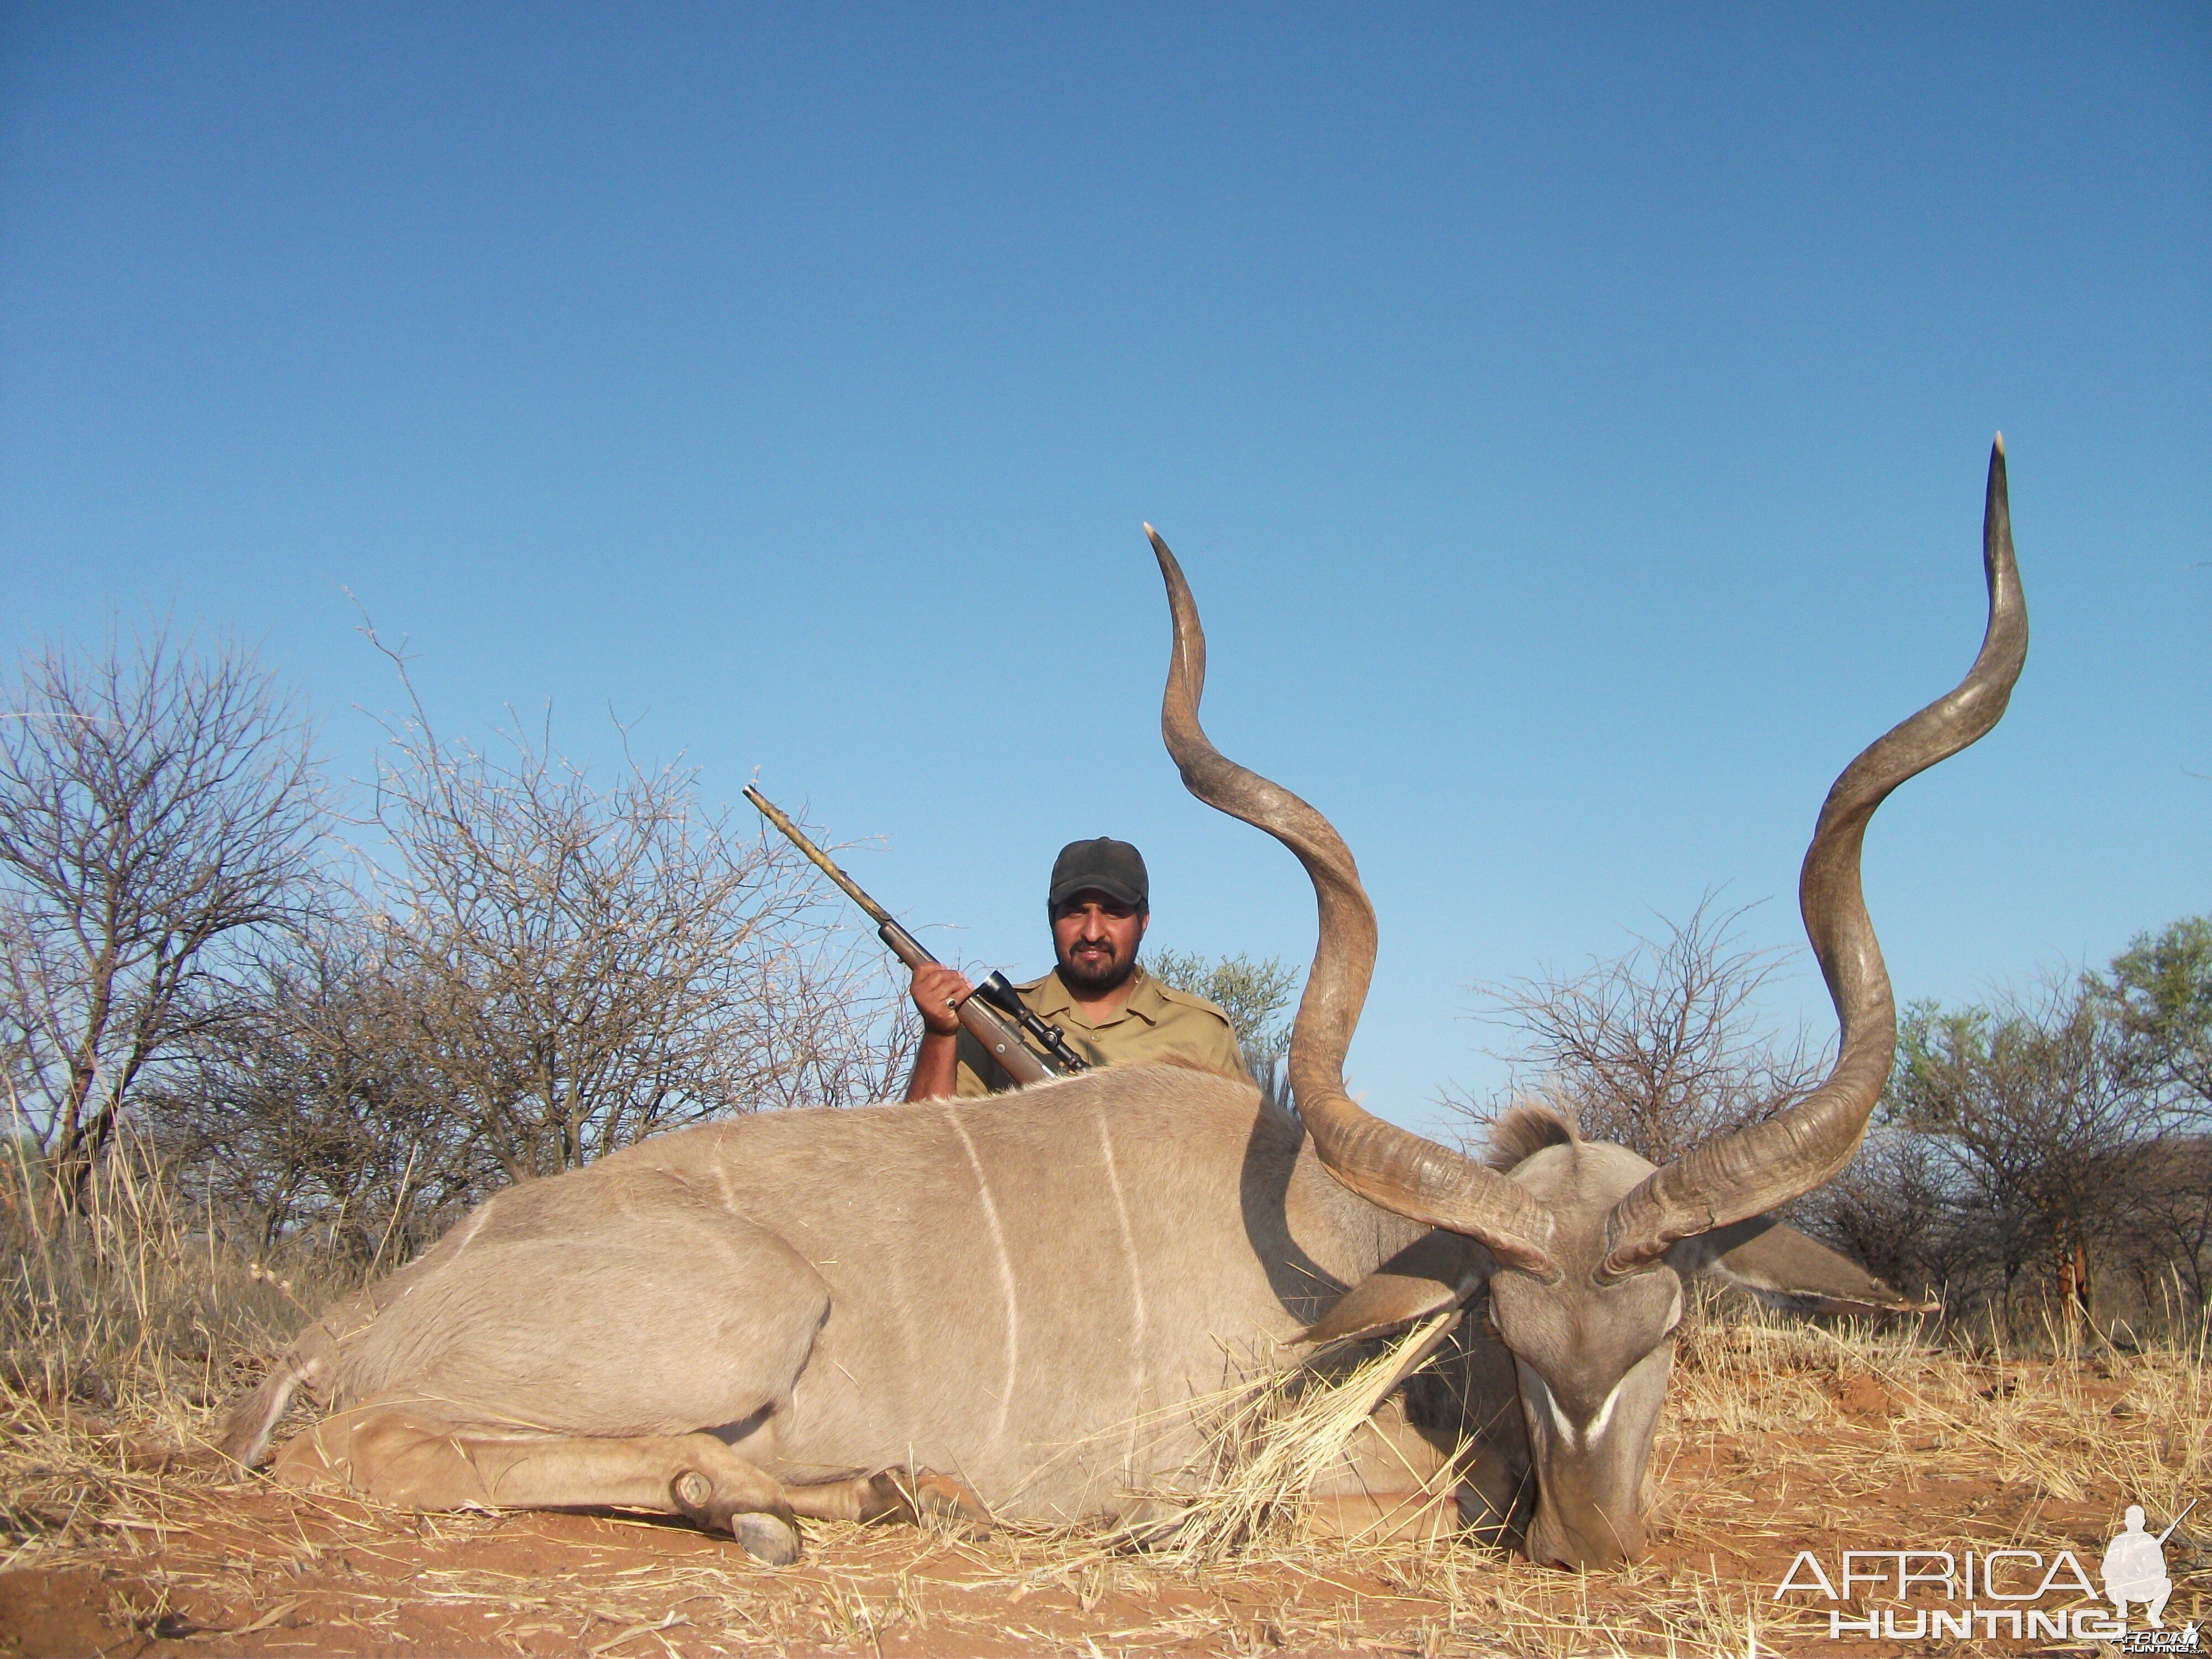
[903, 837, 1245, 1099]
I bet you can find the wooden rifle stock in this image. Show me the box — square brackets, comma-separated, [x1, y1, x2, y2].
[743, 786, 1067, 1086]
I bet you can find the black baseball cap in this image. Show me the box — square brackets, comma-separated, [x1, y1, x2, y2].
[1048, 837, 1149, 911]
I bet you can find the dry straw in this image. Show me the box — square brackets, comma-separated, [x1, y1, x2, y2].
[1127, 1310, 1470, 1564]
[3, 1128, 2208, 1653]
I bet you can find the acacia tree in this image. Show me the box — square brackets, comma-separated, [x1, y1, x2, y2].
[1450, 895, 1830, 1165]
[2097, 915, 2211, 1124]
[359, 633, 906, 1183]
[1804, 1117, 1976, 1305]
[2090, 919, 2212, 1318]
[135, 628, 916, 1252]
[1149, 948, 1301, 1103]
[153, 734, 915, 1253]
[147, 928, 484, 1256]
[2115, 1135, 2212, 1317]
[1884, 983, 2152, 1327]
[0, 624, 325, 1211]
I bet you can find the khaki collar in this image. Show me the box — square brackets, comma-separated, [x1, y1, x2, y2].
[1026, 965, 1168, 1031]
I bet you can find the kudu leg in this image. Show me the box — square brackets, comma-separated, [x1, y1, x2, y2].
[272, 1396, 802, 1563]
[270, 1395, 984, 1564]
[1304, 1395, 1488, 1546]
[781, 1467, 991, 1529]
[1301, 1318, 1533, 1547]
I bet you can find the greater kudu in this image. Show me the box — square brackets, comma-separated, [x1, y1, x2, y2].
[220, 444, 2025, 1569]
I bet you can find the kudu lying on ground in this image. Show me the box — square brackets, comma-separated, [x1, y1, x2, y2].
[220, 444, 2025, 1569]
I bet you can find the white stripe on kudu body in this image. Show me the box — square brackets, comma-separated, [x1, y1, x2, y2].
[1094, 1110, 1150, 1423]
[944, 1106, 1020, 1446]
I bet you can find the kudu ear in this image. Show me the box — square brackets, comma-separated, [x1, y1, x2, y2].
[1298, 1232, 1488, 1345]
[1667, 1215, 1938, 1316]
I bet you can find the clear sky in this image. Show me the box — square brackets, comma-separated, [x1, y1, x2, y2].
[4, 4, 2206, 1135]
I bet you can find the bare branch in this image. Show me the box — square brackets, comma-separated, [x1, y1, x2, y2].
[1448, 894, 1830, 1165]
[0, 619, 326, 1211]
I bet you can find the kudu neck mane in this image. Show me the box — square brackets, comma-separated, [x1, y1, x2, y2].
[1483, 1104, 1580, 1172]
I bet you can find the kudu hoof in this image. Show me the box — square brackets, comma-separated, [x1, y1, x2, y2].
[671, 1470, 801, 1565]
[732, 1512, 802, 1567]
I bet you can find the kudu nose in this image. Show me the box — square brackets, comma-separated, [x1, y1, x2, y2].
[1526, 1505, 1643, 1572]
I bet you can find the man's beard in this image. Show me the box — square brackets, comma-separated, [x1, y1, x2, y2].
[1057, 943, 1136, 997]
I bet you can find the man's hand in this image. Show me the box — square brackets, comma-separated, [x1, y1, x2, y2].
[904, 964, 973, 1102]
[909, 963, 975, 1037]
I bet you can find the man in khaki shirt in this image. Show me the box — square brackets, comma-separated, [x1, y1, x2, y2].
[902, 837, 1245, 1099]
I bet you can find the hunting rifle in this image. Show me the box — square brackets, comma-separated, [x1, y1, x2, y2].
[2156, 1499, 2197, 1546]
[744, 786, 1088, 1086]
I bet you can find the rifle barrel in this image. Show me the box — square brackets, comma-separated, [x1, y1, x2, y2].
[745, 784, 1065, 1087]
[2157, 1498, 2197, 1545]
[744, 786, 900, 934]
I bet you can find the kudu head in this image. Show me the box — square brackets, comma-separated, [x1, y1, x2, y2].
[1147, 439, 2027, 1569]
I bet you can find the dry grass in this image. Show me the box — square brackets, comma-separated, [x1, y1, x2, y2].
[1, 1131, 345, 1399]
[1099, 1310, 1468, 1566]
[2, 1145, 2207, 1655]
[0, 1129, 349, 1557]
[1671, 1290, 2210, 1517]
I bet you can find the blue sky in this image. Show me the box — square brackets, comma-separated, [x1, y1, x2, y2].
[4, 4, 2205, 1133]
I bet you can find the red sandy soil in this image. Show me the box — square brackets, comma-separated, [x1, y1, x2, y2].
[1, 1358, 2203, 1657]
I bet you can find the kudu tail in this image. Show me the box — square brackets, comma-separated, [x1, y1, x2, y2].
[213, 1324, 336, 1468]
